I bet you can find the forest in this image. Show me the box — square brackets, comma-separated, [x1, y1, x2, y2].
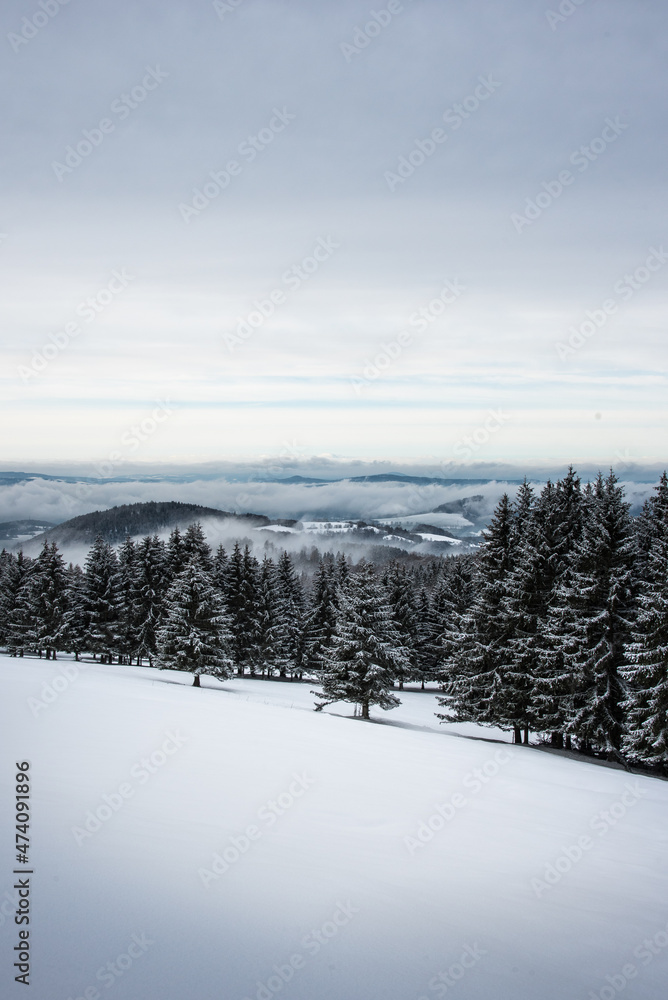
[1, 467, 666, 770]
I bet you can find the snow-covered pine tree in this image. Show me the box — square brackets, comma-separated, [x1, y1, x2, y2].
[167, 526, 187, 582]
[83, 536, 123, 663]
[432, 556, 474, 690]
[383, 563, 420, 689]
[156, 558, 233, 685]
[250, 556, 281, 677]
[224, 543, 261, 674]
[313, 561, 409, 718]
[273, 550, 305, 678]
[182, 522, 213, 571]
[536, 466, 585, 747]
[0, 551, 34, 655]
[117, 536, 139, 664]
[132, 534, 169, 666]
[413, 586, 441, 689]
[212, 544, 228, 594]
[500, 482, 562, 743]
[437, 494, 515, 734]
[61, 563, 88, 660]
[558, 472, 637, 759]
[622, 472, 668, 766]
[335, 552, 350, 588]
[303, 558, 338, 676]
[23, 541, 69, 658]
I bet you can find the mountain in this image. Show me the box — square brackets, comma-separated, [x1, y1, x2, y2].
[18, 501, 471, 561]
[432, 494, 485, 515]
[28, 501, 271, 548]
[0, 519, 57, 544]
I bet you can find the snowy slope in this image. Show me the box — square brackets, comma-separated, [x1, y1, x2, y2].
[1, 655, 667, 1000]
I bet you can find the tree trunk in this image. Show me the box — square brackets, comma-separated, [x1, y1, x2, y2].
[565, 735, 572, 750]
[550, 732, 563, 748]
[523, 726, 529, 745]
[513, 725, 521, 744]
[193, 674, 201, 687]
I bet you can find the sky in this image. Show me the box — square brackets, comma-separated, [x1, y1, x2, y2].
[1, 0, 666, 475]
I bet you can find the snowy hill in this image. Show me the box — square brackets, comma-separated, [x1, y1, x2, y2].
[1, 655, 667, 1000]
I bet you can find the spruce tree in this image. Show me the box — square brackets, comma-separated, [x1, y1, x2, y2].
[182, 522, 213, 571]
[303, 558, 339, 675]
[224, 543, 261, 673]
[437, 495, 516, 734]
[557, 472, 637, 758]
[83, 536, 123, 663]
[251, 556, 281, 677]
[536, 467, 585, 747]
[622, 472, 668, 766]
[61, 563, 88, 660]
[156, 559, 233, 685]
[383, 563, 420, 688]
[273, 551, 305, 678]
[24, 541, 69, 659]
[133, 535, 169, 666]
[314, 562, 409, 718]
[500, 482, 560, 743]
[167, 526, 187, 582]
[117, 536, 139, 663]
[0, 552, 34, 656]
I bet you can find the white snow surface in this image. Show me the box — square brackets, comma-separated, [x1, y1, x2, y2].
[256, 525, 300, 534]
[1, 655, 667, 1000]
[378, 512, 474, 530]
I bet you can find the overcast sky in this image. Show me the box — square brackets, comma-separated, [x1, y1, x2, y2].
[1, 0, 666, 474]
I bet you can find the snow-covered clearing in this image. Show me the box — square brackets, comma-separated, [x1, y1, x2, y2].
[1, 654, 667, 1000]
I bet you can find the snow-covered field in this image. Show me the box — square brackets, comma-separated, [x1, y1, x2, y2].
[2, 654, 668, 1000]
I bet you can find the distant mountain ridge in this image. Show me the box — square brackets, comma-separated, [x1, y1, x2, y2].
[28, 501, 270, 548]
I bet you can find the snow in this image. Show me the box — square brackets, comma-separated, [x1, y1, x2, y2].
[256, 525, 300, 534]
[2, 654, 667, 1000]
[378, 512, 474, 530]
[414, 532, 459, 543]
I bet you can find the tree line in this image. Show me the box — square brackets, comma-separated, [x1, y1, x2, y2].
[0, 467, 666, 768]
